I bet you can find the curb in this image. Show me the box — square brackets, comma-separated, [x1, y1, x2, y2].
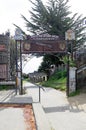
[33, 103, 52, 130]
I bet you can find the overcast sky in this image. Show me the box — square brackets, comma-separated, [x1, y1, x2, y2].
[23, 56, 43, 74]
[0, 0, 86, 36]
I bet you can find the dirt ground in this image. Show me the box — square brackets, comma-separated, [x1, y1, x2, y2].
[0, 104, 36, 130]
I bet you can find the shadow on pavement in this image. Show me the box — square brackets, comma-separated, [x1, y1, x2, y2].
[67, 93, 86, 112]
[8, 96, 33, 104]
[43, 104, 83, 113]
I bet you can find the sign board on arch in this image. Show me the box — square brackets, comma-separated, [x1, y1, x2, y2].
[22, 34, 66, 54]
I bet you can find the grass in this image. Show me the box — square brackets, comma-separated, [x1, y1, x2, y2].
[69, 90, 80, 97]
[0, 85, 14, 90]
[23, 70, 80, 96]
[41, 70, 67, 91]
[23, 77, 30, 84]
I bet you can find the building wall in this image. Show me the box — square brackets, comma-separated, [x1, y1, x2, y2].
[0, 34, 10, 81]
[76, 46, 86, 68]
[29, 72, 47, 83]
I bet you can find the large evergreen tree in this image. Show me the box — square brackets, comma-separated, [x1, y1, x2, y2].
[21, 0, 86, 74]
[22, 0, 86, 47]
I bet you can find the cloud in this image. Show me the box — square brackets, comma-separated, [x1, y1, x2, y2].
[23, 56, 43, 74]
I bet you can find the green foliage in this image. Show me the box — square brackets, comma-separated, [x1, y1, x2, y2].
[38, 56, 64, 76]
[23, 74, 30, 83]
[23, 78, 30, 84]
[41, 70, 66, 91]
[22, 0, 71, 36]
[22, 0, 86, 47]
[62, 56, 76, 67]
[69, 60, 76, 67]
[69, 90, 80, 97]
[16, 0, 86, 77]
[20, 0, 86, 73]
[38, 54, 63, 76]
[48, 69, 66, 80]
[0, 85, 14, 90]
[61, 56, 68, 64]
[23, 74, 28, 79]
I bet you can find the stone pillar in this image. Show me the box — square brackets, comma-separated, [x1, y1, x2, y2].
[69, 67, 77, 93]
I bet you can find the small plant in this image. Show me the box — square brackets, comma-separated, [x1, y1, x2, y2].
[69, 59, 76, 67]
[62, 56, 76, 67]
[69, 90, 80, 97]
[41, 70, 66, 91]
[0, 85, 13, 90]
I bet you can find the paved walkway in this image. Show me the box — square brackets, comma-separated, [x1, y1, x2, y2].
[0, 90, 15, 102]
[0, 106, 26, 130]
[0, 89, 32, 130]
[0, 82, 86, 130]
[24, 82, 86, 130]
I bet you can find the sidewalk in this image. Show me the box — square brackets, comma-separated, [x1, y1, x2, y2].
[0, 82, 86, 130]
[0, 89, 34, 130]
[24, 82, 86, 130]
[0, 106, 26, 130]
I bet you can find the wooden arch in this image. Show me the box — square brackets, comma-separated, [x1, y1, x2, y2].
[22, 34, 66, 54]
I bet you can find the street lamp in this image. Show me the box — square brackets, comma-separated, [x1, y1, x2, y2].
[14, 28, 23, 95]
[65, 29, 75, 96]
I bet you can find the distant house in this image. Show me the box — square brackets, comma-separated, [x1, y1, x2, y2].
[29, 72, 47, 83]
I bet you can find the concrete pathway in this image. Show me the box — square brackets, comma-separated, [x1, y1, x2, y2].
[0, 90, 15, 102]
[24, 82, 86, 130]
[0, 89, 33, 130]
[0, 107, 26, 130]
[0, 89, 32, 104]
[0, 82, 86, 130]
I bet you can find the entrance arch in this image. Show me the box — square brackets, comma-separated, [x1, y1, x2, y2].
[17, 34, 67, 96]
